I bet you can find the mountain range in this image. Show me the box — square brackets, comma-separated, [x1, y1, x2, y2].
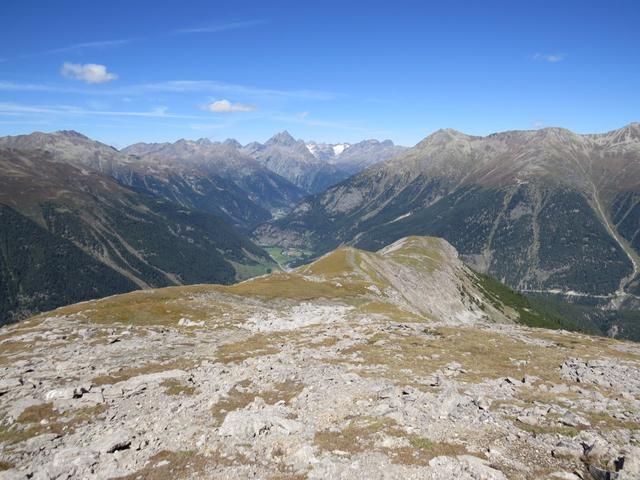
[4, 124, 640, 337]
[258, 123, 640, 308]
[0, 130, 402, 324]
[0, 131, 303, 231]
[241, 131, 406, 194]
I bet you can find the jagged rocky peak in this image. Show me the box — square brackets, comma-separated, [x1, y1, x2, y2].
[602, 122, 640, 145]
[532, 126, 585, 145]
[2, 235, 640, 479]
[195, 137, 214, 147]
[266, 130, 299, 147]
[54, 129, 90, 140]
[223, 138, 243, 149]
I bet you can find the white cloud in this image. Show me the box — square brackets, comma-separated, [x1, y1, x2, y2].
[532, 53, 566, 63]
[61, 62, 118, 84]
[203, 99, 256, 113]
[297, 111, 310, 119]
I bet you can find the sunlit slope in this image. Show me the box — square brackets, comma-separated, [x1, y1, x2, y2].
[40, 236, 571, 330]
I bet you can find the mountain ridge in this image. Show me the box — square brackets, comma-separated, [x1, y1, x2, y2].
[257, 123, 640, 307]
[0, 131, 305, 231]
[0, 147, 277, 325]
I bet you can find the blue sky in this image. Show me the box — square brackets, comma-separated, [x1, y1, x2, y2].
[0, 0, 638, 147]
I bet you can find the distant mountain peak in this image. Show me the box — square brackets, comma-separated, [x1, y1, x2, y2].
[55, 130, 89, 140]
[195, 138, 214, 147]
[415, 128, 470, 148]
[223, 138, 242, 149]
[427, 128, 470, 141]
[535, 126, 574, 135]
[600, 122, 640, 144]
[434, 128, 464, 135]
[267, 130, 298, 146]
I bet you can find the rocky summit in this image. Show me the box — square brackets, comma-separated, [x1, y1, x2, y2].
[1, 237, 640, 479]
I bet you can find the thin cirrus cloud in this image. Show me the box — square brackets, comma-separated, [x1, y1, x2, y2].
[5, 17, 263, 61]
[0, 80, 339, 101]
[61, 62, 119, 84]
[202, 99, 257, 113]
[0, 102, 206, 120]
[173, 19, 268, 35]
[532, 53, 566, 63]
[2, 38, 136, 63]
[46, 38, 136, 55]
[125, 80, 340, 101]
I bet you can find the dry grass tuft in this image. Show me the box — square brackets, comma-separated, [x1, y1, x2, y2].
[0, 403, 107, 445]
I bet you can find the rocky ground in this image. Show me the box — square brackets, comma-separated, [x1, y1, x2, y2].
[1, 237, 639, 479]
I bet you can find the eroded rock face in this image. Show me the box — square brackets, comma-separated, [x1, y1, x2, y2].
[1, 237, 640, 479]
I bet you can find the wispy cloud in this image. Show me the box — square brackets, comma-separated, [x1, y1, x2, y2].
[117, 80, 340, 101]
[532, 53, 566, 63]
[45, 38, 135, 55]
[173, 19, 268, 35]
[2, 38, 135, 62]
[0, 102, 205, 120]
[0, 79, 339, 101]
[202, 99, 256, 113]
[6, 19, 262, 61]
[0, 81, 72, 92]
[61, 63, 119, 84]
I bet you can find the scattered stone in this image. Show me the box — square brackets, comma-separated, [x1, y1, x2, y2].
[552, 439, 583, 460]
[517, 414, 542, 426]
[218, 401, 302, 440]
[474, 396, 491, 410]
[178, 318, 205, 327]
[44, 387, 76, 401]
[95, 429, 133, 453]
[560, 411, 590, 428]
[588, 465, 618, 480]
[0, 378, 22, 395]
